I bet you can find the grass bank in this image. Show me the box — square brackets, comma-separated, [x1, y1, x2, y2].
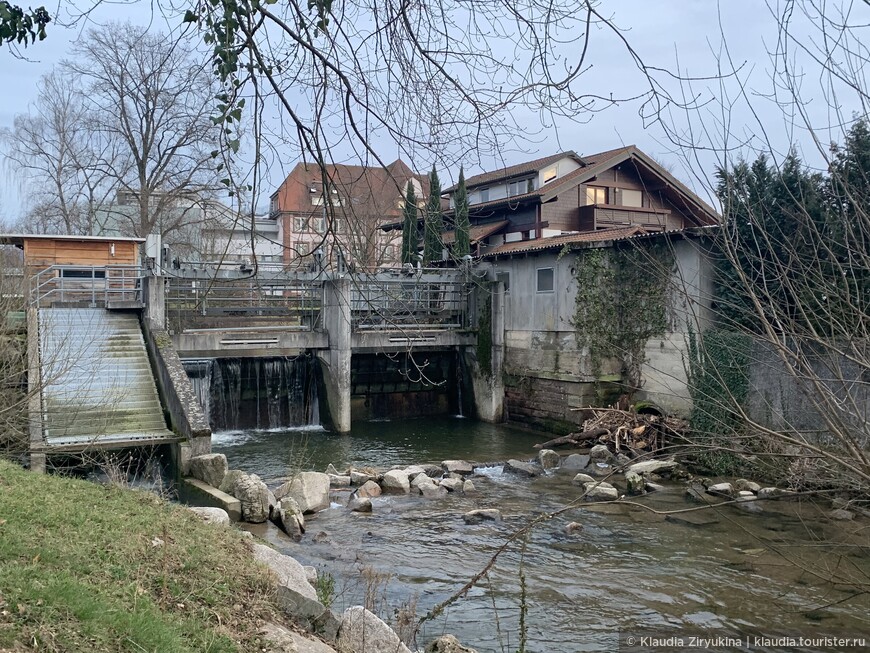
[0, 460, 280, 652]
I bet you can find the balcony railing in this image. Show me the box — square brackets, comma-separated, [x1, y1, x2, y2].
[29, 265, 144, 308]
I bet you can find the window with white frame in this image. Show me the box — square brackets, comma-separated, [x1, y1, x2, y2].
[536, 267, 554, 292]
[479, 187, 490, 203]
[585, 186, 607, 205]
[508, 177, 536, 197]
[293, 216, 308, 232]
[294, 241, 310, 256]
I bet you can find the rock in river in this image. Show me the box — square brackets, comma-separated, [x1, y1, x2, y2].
[188, 453, 228, 488]
[503, 459, 542, 477]
[583, 481, 619, 501]
[463, 509, 502, 524]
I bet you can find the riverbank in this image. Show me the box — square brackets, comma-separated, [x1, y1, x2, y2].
[0, 459, 285, 652]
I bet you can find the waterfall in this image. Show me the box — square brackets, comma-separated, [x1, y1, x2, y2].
[456, 351, 465, 417]
[183, 356, 320, 431]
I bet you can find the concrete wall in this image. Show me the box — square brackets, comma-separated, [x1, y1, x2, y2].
[488, 236, 713, 431]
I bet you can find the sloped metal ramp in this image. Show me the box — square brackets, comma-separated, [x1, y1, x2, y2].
[38, 308, 177, 450]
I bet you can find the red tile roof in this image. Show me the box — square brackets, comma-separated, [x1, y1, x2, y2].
[444, 152, 580, 192]
[442, 220, 509, 245]
[481, 226, 648, 257]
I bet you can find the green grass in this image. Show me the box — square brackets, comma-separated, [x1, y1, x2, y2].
[0, 460, 279, 652]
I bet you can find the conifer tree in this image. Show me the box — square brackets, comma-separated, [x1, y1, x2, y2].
[400, 180, 418, 265]
[423, 166, 443, 264]
[453, 168, 471, 257]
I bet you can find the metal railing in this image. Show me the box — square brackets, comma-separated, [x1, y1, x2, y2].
[166, 277, 322, 332]
[350, 278, 470, 331]
[29, 265, 144, 308]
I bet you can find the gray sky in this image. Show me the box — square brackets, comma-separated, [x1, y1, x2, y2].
[0, 0, 863, 220]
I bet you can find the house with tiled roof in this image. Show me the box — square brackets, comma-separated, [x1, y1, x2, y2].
[443, 146, 717, 257]
[270, 159, 428, 269]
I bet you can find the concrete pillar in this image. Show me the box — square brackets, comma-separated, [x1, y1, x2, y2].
[467, 281, 505, 422]
[317, 278, 352, 433]
[143, 275, 166, 329]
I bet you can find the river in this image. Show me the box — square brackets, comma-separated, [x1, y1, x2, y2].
[212, 416, 870, 652]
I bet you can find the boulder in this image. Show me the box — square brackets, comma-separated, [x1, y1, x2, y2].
[420, 481, 449, 500]
[736, 491, 756, 501]
[233, 473, 272, 523]
[268, 490, 280, 521]
[189, 453, 228, 488]
[410, 473, 433, 491]
[737, 500, 763, 514]
[260, 622, 300, 653]
[336, 606, 411, 653]
[565, 521, 583, 535]
[685, 482, 709, 503]
[253, 543, 317, 601]
[830, 509, 855, 521]
[290, 631, 339, 653]
[644, 482, 666, 493]
[425, 634, 479, 653]
[615, 453, 632, 468]
[562, 454, 590, 470]
[462, 480, 477, 494]
[219, 469, 247, 494]
[350, 471, 371, 486]
[735, 478, 761, 493]
[589, 444, 613, 463]
[572, 473, 595, 485]
[439, 477, 463, 492]
[381, 470, 411, 494]
[583, 481, 619, 501]
[537, 449, 561, 470]
[706, 482, 734, 499]
[329, 474, 352, 488]
[276, 472, 331, 514]
[627, 459, 678, 476]
[254, 544, 340, 640]
[355, 480, 382, 499]
[422, 464, 444, 477]
[624, 471, 645, 496]
[588, 463, 612, 478]
[503, 459, 542, 477]
[463, 509, 502, 524]
[188, 506, 230, 526]
[442, 460, 474, 475]
[347, 496, 373, 513]
[278, 497, 305, 540]
[758, 487, 792, 500]
[403, 465, 427, 480]
[303, 566, 318, 584]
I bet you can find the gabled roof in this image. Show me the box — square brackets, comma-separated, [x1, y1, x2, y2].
[444, 151, 582, 192]
[441, 220, 509, 245]
[481, 226, 648, 257]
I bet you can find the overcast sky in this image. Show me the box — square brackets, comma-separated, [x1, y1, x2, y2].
[0, 0, 863, 220]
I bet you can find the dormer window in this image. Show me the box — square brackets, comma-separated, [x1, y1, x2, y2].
[542, 166, 558, 184]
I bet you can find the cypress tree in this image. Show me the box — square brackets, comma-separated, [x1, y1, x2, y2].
[454, 168, 471, 257]
[423, 166, 443, 264]
[400, 180, 418, 265]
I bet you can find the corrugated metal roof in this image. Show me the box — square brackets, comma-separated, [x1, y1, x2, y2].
[481, 226, 649, 257]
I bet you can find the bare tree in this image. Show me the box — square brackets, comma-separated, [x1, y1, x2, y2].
[4, 23, 231, 255]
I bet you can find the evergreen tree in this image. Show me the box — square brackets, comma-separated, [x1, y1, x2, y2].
[423, 166, 443, 264]
[453, 168, 471, 257]
[400, 180, 418, 265]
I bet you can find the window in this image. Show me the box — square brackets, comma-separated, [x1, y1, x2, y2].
[294, 241, 310, 256]
[313, 217, 327, 234]
[618, 188, 643, 207]
[479, 187, 490, 203]
[269, 196, 279, 213]
[496, 271, 510, 294]
[542, 166, 558, 184]
[61, 269, 106, 279]
[585, 186, 607, 205]
[508, 177, 536, 197]
[536, 267, 554, 292]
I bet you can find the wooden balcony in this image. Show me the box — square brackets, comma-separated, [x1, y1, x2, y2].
[578, 204, 673, 232]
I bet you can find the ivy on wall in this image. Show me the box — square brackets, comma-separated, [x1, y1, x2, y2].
[572, 242, 673, 400]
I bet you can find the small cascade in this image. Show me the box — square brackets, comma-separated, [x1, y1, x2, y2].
[182, 356, 320, 431]
[456, 351, 465, 417]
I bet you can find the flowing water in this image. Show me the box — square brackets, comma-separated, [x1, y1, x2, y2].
[212, 417, 869, 652]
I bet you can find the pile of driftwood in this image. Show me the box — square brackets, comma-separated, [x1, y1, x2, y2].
[533, 408, 688, 455]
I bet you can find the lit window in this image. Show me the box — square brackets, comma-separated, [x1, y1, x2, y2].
[542, 166, 558, 184]
[536, 267, 554, 292]
[585, 186, 607, 205]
